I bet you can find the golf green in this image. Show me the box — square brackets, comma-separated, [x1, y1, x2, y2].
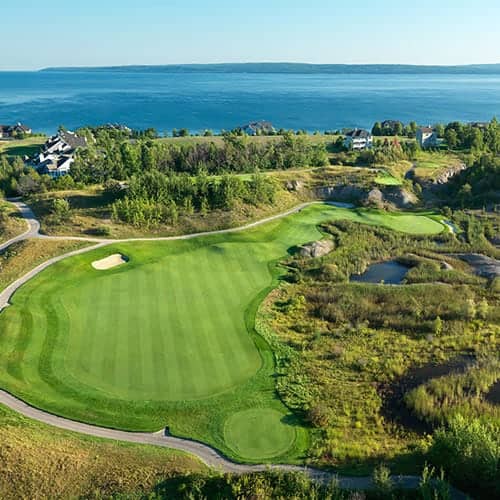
[0, 204, 445, 460]
[224, 409, 296, 459]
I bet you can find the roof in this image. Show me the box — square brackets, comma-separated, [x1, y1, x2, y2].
[346, 129, 371, 139]
[419, 127, 435, 134]
[381, 120, 402, 127]
[241, 120, 274, 131]
[58, 130, 87, 149]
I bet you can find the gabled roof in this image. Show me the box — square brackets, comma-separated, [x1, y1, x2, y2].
[58, 130, 87, 149]
[346, 128, 371, 139]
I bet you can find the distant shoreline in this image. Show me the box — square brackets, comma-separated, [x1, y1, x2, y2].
[36, 62, 500, 75]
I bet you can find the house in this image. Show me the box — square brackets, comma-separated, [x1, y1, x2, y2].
[344, 129, 373, 150]
[32, 130, 87, 178]
[416, 127, 438, 149]
[0, 123, 32, 139]
[240, 121, 275, 136]
[38, 155, 74, 178]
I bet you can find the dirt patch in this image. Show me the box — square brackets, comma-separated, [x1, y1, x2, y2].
[379, 355, 475, 433]
[92, 254, 128, 270]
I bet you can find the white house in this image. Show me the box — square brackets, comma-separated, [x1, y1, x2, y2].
[0, 123, 32, 139]
[38, 155, 74, 178]
[240, 121, 275, 136]
[416, 127, 438, 149]
[344, 129, 373, 150]
[32, 130, 87, 178]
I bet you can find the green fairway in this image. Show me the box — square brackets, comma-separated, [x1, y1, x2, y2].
[0, 204, 445, 461]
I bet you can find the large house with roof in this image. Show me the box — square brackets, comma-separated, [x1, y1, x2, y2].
[240, 121, 275, 136]
[344, 129, 373, 150]
[416, 127, 438, 149]
[0, 123, 32, 139]
[33, 130, 87, 178]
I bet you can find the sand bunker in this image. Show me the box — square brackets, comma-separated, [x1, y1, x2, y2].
[92, 254, 128, 270]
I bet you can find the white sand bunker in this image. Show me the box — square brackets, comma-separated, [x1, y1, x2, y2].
[92, 254, 128, 270]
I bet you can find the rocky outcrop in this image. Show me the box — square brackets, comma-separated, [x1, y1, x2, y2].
[452, 253, 500, 279]
[382, 187, 418, 208]
[298, 239, 335, 259]
[285, 180, 304, 192]
[433, 162, 467, 185]
[366, 188, 384, 207]
[314, 185, 365, 202]
[314, 184, 417, 209]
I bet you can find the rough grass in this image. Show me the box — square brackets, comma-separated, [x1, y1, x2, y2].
[0, 201, 27, 244]
[0, 403, 206, 499]
[0, 205, 445, 463]
[260, 218, 499, 473]
[413, 152, 463, 180]
[0, 239, 92, 291]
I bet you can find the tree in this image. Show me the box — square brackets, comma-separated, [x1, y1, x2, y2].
[372, 122, 382, 136]
[444, 128, 458, 150]
[51, 198, 72, 223]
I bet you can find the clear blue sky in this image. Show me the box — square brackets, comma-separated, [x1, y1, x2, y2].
[2, 0, 500, 69]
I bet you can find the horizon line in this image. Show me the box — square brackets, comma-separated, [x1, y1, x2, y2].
[2, 61, 500, 72]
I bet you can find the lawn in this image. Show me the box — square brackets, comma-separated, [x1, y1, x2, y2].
[0, 204, 445, 462]
[0, 136, 46, 157]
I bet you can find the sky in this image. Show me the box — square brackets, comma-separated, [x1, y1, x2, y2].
[1, 1, 500, 70]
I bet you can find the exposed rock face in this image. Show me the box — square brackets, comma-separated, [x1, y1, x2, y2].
[453, 253, 500, 279]
[366, 188, 384, 207]
[314, 185, 417, 209]
[298, 239, 335, 259]
[314, 185, 365, 202]
[383, 187, 418, 208]
[433, 162, 467, 185]
[285, 180, 304, 191]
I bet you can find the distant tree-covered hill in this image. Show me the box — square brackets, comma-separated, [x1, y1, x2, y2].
[40, 62, 500, 74]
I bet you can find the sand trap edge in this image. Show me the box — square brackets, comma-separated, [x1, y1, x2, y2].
[92, 254, 128, 270]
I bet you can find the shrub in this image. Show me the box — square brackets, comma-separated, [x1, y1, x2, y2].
[427, 415, 499, 495]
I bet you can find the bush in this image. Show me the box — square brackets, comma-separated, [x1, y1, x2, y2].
[427, 415, 499, 495]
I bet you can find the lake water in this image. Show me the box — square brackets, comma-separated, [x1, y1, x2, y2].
[1, 70, 500, 134]
[351, 260, 410, 285]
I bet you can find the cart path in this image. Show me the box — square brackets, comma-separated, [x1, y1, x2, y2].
[0, 389, 467, 497]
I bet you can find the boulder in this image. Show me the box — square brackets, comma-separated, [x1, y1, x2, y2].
[285, 180, 304, 191]
[298, 239, 335, 259]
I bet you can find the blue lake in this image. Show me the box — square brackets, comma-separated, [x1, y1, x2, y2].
[1, 70, 500, 134]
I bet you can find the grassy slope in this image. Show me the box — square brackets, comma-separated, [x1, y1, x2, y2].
[0, 136, 46, 157]
[0, 201, 27, 245]
[0, 239, 92, 291]
[0, 403, 205, 499]
[0, 205, 444, 463]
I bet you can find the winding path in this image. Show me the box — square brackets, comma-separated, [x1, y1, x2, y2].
[0, 200, 466, 497]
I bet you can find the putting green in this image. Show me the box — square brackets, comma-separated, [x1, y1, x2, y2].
[224, 409, 296, 459]
[0, 204, 445, 459]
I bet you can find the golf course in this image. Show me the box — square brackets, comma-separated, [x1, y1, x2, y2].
[0, 204, 446, 462]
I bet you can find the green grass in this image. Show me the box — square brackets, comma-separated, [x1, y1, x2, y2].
[375, 171, 404, 186]
[0, 136, 46, 157]
[224, 409, 296, 460]
[0, 204, 445, 462]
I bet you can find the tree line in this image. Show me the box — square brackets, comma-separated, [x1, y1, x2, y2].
[69, 131, 329, 185]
